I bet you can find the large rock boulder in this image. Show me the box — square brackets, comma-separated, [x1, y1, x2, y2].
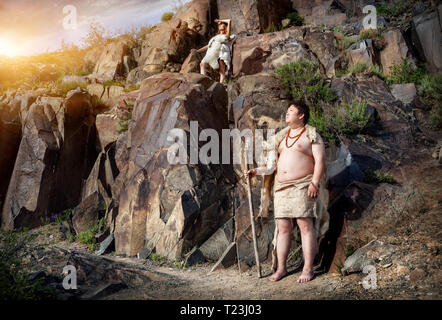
[174, 0, 218, 38]
[137, 19, 203, 75]
[94, 90, 139, 151]
[303, 28, 340, 77]
[91, 39, 133, 82]
[347, 39, 375, 67]
[216, 0, 292, 34]
[231, 27, 318, 77]
[86, 83, 125, 108]
[412, 7, 442, 73]
[380, 29, 414, 75]
[114, 73, 235, 259]
[125, 67, 152, 86]
[0, 95, 23, 219]
[302, 0, 347, 27]
[1, 90, 98, 229]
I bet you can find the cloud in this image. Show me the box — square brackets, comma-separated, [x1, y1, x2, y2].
[0, 0, 188, 56]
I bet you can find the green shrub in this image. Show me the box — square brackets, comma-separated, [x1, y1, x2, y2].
[363, 169, 395, 184]
[149, 253, 167, 263]
[76, 218, 105, 251]
[333, 97, 371, 134]
[418, 73, 442, 107]
[376, 0, 415, 18]
[348, 62, 367, 75]
[286, 11, 304, 26]
[118, 111, 132, 134]
[276, 59, 337, 111]
[358, 28, 386, 50]
[50, 208, 73, 225]
[309, 97, 371, 143]
[415, 73, 442, 131]
[386, 59, 428, 85]
[367, 64, 385, 79]
[161, 12, 174, 22]
[309, 109, 337, 142]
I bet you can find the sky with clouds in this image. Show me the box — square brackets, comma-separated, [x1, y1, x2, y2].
[0, 0, 190, 56]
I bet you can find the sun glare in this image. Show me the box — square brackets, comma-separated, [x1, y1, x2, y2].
[0, 38, 19, 57]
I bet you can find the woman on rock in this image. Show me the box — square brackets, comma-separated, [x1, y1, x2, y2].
[194, 19, 235, 84]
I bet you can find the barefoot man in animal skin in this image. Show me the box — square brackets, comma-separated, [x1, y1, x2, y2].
[244, 100, 326, 283]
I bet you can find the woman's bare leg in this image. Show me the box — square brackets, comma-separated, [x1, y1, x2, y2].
[219, 59, 226, 83]
[200, 62, 210, 76]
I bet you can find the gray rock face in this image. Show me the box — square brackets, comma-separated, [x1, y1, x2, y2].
[391, 83, 417, 105]
[1, 90, 97, 229]
[114, 73, 235, 259]
[198, 217, 234, 261]
[347, 39, 375, 67]
[137, 18, 203, 75]
[380, 29, 414, 75]
[125, 66, 152, 86]
[412, 7, 442, 73]
[0, 95, 23, 221]
[342, 240, 396, 275]
[91, 40, 132, 82]
[217, 0, 292, 34]
[231, 28, 319, 77]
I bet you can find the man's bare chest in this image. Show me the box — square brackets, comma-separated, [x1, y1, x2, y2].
[277, 134, 313, 158]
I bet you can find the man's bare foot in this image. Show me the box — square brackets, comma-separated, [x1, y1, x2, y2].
[269, 269, 287, 282]
[297, 270, 315, 283]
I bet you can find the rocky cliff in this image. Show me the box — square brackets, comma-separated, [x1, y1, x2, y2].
[0, 0, 441, 298]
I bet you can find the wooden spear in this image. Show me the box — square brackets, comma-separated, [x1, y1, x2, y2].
[244, 142, 262, 278]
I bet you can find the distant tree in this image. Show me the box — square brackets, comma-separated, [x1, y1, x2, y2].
[81, 21, 113, 48]
[170, 0, 186, 13]
[60, 39, 79, 53]
[161, 12, 174, 22]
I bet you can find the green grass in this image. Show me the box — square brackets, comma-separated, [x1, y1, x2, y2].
[363, 169, 396, 184]
[75, 217, 105, 251]
[348, 62, 367, 75]
[367, 64, 386, 80]
[118, 111, 132, 134]
[149, 253, 167, 263]
[0, 229, 53, 299]
[344, 245, 356, 258]
[56, 80, 87, 95]
[335, 259, 345, 276]
[102, 78, 125, 87]
[124, 85, 140, 92]
[263, 21, 280, 33]
[50, 208, 73, 225]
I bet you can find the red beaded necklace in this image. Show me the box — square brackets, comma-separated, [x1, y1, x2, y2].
[285, 126, 306, 148]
